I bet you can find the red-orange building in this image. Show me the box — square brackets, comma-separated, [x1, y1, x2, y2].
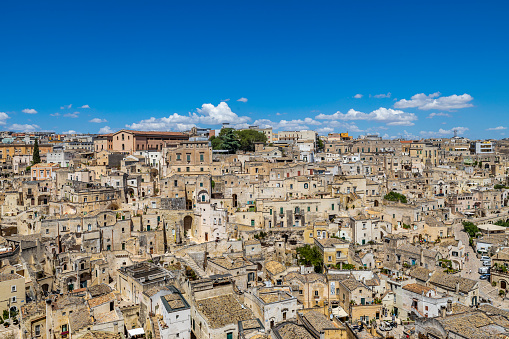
[94, 129, 189, 153]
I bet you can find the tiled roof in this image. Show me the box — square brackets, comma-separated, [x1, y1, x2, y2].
[161, 291, 189, 312]
[402, 283, 433, 295]
[409, 267, 433, 282]
[79, 331, 122, 339]
[69, 306, 93, 332]
[0, 273, 23, 282]
[259, 291, 293, 304]
[265, 260, 286, 275]
[339, 278, 365, 292]
[87, 292, 116, 309]
[244, 239, 261, 246]
[284, 272, 326, 284]
[273, 322, 314, 339]
[429, 271, 477, 293]
[301, 310, 339, 332]
[87, 284, 112, 298]
[195, 294, 255, 329]
[316, 238, 348, 247]
[144, 285, 170, 297]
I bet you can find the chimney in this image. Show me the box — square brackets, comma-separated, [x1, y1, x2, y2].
[440, 306, 446, 318]
[447, 299, 452, 313]
[420, 247, 424, 264]
[455, 281, 460, 293]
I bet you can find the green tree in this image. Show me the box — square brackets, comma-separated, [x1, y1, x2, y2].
[220, 128, 240, 153]
[383, 191, 407, 203]
[296, 245, 323, 273]
[210, 136, 223, 150]
[463, 221, 481, 238]
[236, 129, 267, 152]
[495, 220, 509, 227]
[317, 138, 325, 151]
[32, 138, 41, 165]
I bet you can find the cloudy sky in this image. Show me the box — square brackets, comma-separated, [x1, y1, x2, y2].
[0, 1, 508, 139]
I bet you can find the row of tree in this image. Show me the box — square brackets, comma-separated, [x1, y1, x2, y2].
[210, 128, 267, 153]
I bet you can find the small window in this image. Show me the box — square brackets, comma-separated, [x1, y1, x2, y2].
[11, 286, 16, 292]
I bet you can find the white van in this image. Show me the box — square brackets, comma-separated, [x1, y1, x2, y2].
[481, 256, 490, 261]
[479, 267, 490, 274]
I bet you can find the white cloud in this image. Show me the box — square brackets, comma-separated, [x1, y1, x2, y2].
[373, 92, 391, 98]
[276, 112, 287, 116]
[221, 99, 230, 102]
[420, 126, 469, 137]
[427, 112, 452, 119]
[89, 118, 107, 123]
[60, 104, 72, 110]
[487, 126, 507, 131]
[79, 105, 90, 108]
[50, 113, 60, 117]
[22, 108, 37, 114]
[99, 126, 114, 134]
[62, 130, 77, 134]
[316, 107, 417, 126]
[127, 102, 251, 131]
[394, 92, 473, 110]
[316, 127, 335, 134]
[354, 94, 363, 99]
[237, 97, 248, 103]
[64, 112, 79, 118]
[0, 112, 10, 125]
[9, 124, 39, 132]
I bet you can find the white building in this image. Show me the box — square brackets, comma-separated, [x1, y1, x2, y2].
[470, 141, 494, 154]
[194, 202, 227, 242]
[398, 283, 451, 319]
[350, 215, 388, 245]
[244, 290, 298, 330]
[134, 150, 162, 168]
[46, 149, 74, 167]
[157, 286, 191, 339]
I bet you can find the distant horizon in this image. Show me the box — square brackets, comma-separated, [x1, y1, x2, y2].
[1, 1, 508, 139]
[2, 127, 508, 142]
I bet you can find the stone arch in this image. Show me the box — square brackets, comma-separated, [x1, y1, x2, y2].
[183, 216, 192, 237]
[197, 190, 209, 203]
[107, 202, 119, 210]
[374, 200, 379, 207]
[501, 280, 507, 290]
[41, 283, 49, 293]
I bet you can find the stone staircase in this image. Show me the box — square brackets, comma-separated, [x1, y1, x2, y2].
[181, 254, 207, 278]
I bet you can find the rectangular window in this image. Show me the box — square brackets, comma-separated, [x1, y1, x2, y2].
[200, 154, 204, 162]
[11, 285, 16, 292]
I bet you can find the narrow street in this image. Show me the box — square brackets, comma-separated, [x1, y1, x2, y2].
[452, 219, 509, 308]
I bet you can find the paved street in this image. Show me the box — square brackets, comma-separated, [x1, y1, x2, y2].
[452, 219, 509, 308]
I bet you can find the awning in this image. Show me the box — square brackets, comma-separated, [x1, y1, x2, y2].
[128, 328, 145, 336]
[332, 305, 349, 318]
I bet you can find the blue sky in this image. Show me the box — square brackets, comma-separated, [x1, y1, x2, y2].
[1, 1, 508, 139]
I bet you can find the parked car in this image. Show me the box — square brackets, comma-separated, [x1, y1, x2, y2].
[483, 261, 491, 266]
[479, 267, 490, 274]
[480, 274, 490, 280]
[481, 256, 491, 261]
